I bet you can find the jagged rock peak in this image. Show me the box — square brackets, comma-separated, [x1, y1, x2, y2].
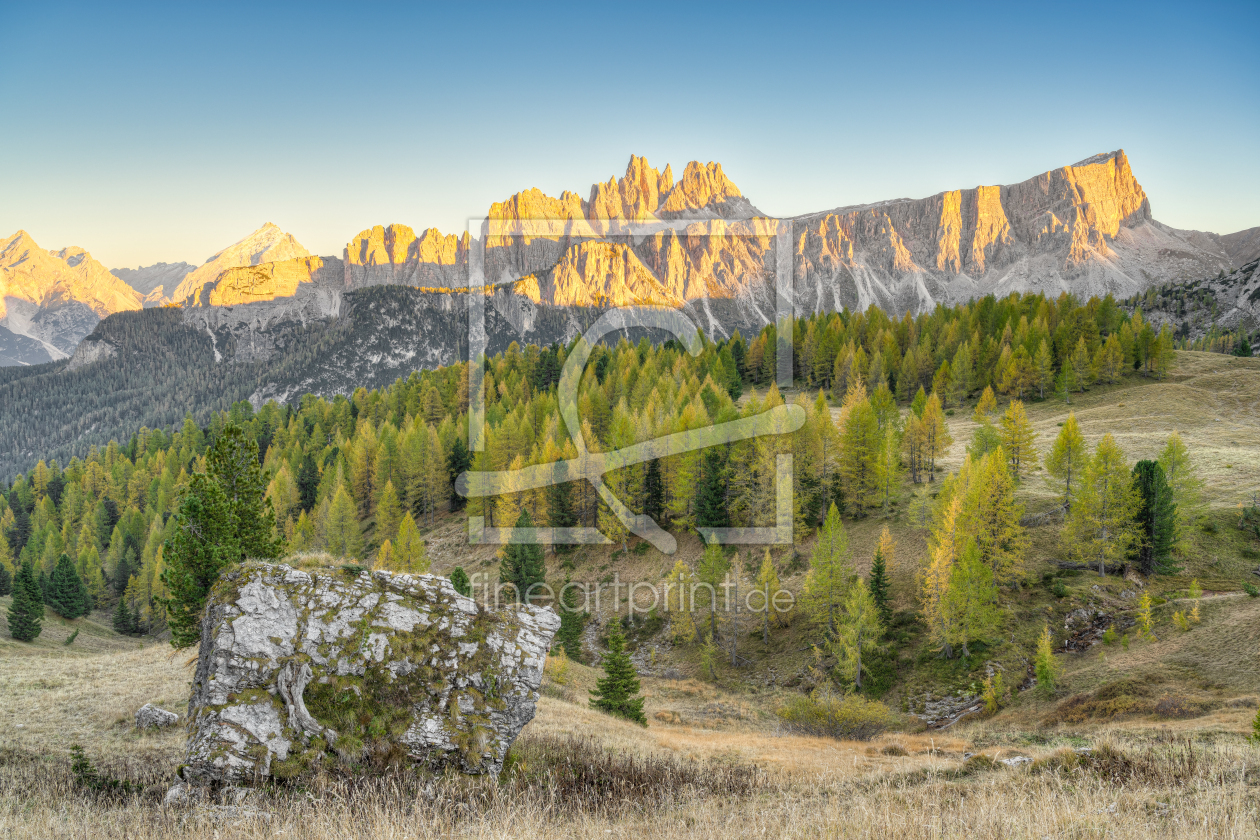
[170, 223, 310, 303]
[344, 224, 470, 290]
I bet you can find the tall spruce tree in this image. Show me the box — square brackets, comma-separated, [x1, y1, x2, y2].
[499, 509, 546, 602]
[0, 562, 11, 597]
[589, 622, 646, 725]
[7, 561, 43, 642]
[554, 578, 587, 661]
[1132, 460, 1178, 575]
[869, 544, 892, 626]
[643, 459, 664, 524]
[47, 553, 86, 619]
[112, 595, 135, 635]
[162, 423, 283, 648]
[205, 423, 283, 562]
[696, 447, 730, 529]
[545, 463, 577, 552]
[447, 438, 471, 510]
[296, 453, 320, 513]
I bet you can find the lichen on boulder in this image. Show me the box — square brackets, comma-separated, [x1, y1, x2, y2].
[180, 562, 558, 786]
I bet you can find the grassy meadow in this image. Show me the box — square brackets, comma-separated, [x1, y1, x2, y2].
[1, 349, 1259, 837]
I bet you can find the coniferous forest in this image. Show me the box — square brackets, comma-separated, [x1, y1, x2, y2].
[1, 291, 1187, 652]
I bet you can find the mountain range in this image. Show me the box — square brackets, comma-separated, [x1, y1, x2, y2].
[0, 149, 1257, 476]
[4, 150, 1257, 369]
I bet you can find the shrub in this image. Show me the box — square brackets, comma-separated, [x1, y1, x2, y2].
[1243, 583, 1259, 598]
[776, 684, 898, 741]
[69, 746, 142, 797]
[504, 733, 763, 807]
[982, 672, 1007, 715]
[1173, 610, 1190, 632]
[1102, 625, 1117, 645]
[1252, 705, 1260, 743]
[1052, 581, 1069, 598]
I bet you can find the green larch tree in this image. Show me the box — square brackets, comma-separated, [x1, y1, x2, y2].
[998, 399, 1038, 480]
[831, 577, 882, 691]
[801, 504, 852, 638]
[1045, 413, 1087, 512]
[1062, 434, 1140, 577]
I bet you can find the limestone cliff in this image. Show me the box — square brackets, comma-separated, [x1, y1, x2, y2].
[170, 223, 310, 304]
[198, 255, 344, 306]
[343, 224, 469, 290]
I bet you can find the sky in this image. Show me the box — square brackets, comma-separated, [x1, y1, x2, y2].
[3, 0, 1258, 269]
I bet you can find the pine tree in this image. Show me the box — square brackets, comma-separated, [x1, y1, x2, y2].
[0, 562, 10, 597]
[695, 447, 730, 529]
[839, 397, 882, 516]
[206, 423, 283, 562]
[910, 386, 927, 418]
[869, 544, 891, 626]
[7, 561, 43, 642]
[47, 553, 86, 619]
[112, 594, 134, 635]
[449, 566, 471, 597]
[544, 466, 578, 554]
[999, 399, 1038, 480]
[589, 622, 646, 725]
[643, 459, 664, 524]
[555, 578, 587, 661]
[8, 503, 31, 556]
[801, 504, 852, 637]
[161, 424, 283, 648]
[499, 508, 546, 602]
[446, 438, 471, 510]
[160, 474, 233, 648]
[943, 540, 1001, 657]
[296, 453, 320, 513]
[920, 393, 953, 480]
[1034, 624, 1061, 696]
[664, 559, 696, 643]
[1132, 460, 1178, 575]
[1045, 413, 1087, 512]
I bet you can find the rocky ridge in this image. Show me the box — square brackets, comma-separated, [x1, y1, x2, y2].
[111, 261, 195, 304]
[0, 230, 142, 362]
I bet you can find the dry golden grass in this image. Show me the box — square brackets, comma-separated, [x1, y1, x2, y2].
[2, 638, 1258, 839]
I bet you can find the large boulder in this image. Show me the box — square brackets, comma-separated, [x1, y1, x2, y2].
[135, 703, 180, 730]
[180, 562, 558, 786]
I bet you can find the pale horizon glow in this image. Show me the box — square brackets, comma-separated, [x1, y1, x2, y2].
[3, 1, 1257, 269]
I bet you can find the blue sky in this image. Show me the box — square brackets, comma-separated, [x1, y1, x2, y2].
[3, 1, 1257, 268]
